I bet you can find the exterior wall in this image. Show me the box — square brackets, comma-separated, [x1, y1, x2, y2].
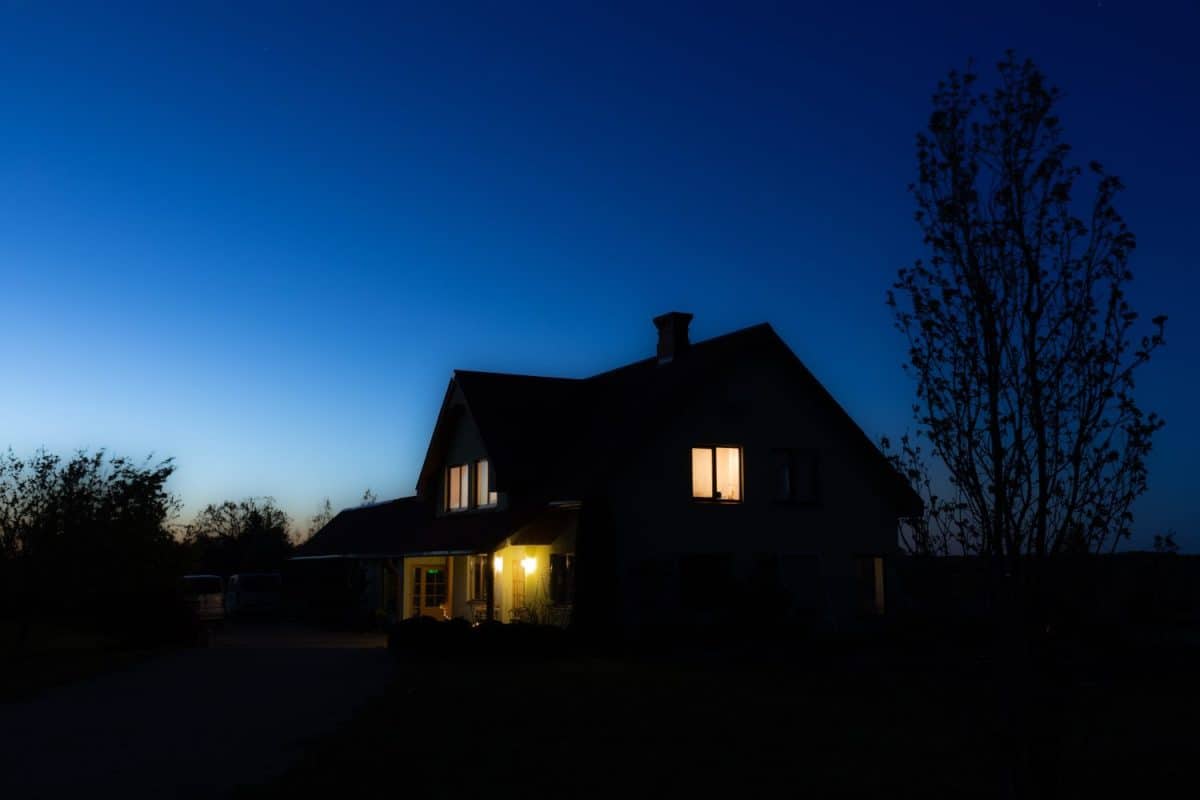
[449, 554, 470, 619]
[436, 384, 508, 515]
[603, 349, 901, 630]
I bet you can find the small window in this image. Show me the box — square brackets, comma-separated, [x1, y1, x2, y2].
[475, 459, 498, 507]
[691, 446, 742, 501]
[446, 464, 469, 511]
[549, 553, 575, 605]
[773, 449, 820, 504]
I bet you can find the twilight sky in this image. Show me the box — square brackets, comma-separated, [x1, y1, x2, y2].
[2, 2, 1197, 547]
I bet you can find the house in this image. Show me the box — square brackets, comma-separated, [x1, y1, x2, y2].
[290, 312, 921, 631]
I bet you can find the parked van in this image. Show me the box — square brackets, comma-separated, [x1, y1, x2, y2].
[180, 574, 225, 621]
[226, 572, 282, 617]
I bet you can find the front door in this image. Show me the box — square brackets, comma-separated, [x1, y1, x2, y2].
[411, 566, 448, 619]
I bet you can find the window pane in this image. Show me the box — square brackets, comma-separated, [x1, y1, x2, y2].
[715, 447, 741, 501]
[691, 448, 713, 498]
[460, 467, 469, 509]
[475, 460, 483, 504]
[448, 466, 461, 510]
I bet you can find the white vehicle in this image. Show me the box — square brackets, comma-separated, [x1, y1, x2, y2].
[180, 574, 225, 621]
[225, 572, 282, 617]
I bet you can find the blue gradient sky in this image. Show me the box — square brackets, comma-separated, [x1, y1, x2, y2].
[3, 2, 1197, 546]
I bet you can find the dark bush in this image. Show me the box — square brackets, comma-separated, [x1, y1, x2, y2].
[387, 617, 575, 660]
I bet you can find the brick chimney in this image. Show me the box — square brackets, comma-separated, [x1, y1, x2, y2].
[653, 311, 693, 364]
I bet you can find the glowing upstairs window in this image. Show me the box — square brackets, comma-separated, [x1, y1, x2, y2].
[475, 459, 498, 507]
[691, 446, 742, 502]
[446, 464, 469, 511]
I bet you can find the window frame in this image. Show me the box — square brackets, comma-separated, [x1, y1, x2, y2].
[771, 448, 821, 506]
[691, 444, 744, 504]
[445, 463, 470, 512]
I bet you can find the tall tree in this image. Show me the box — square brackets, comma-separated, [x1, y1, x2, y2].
[184, 497, 292, 574]
[888, 53, 1166, 566]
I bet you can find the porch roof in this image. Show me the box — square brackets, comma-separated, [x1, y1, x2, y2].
[292, 498, 577, 560]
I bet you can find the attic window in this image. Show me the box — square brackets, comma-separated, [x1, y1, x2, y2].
[475, 459, 498, 507]
[446, 464, 469, 512]
[691, 446, 742, 502]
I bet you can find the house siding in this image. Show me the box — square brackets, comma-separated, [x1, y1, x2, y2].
[601, 351, 898, 629]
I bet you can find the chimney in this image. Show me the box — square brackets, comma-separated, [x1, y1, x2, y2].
[653, 311, 693, 364]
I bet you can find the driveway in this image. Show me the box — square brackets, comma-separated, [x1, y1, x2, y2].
[0, 621, 392, 799]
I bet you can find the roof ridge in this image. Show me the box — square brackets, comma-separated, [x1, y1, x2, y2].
[585, 321, 775, 380]
[454, 368, 581, 382]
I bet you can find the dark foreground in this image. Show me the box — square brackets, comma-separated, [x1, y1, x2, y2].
[0, 622, 390, 799]
[256, 624, 1200, 799]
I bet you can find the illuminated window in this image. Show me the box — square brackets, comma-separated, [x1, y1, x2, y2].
[446, 464, 469, 511]
[691, 446, 742, 501]
[475, 459, 498, 507]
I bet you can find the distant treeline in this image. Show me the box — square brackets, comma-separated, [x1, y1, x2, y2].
[0, 449, 294, 641]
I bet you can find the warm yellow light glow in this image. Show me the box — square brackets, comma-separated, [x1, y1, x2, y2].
[521, 556, 537, 575]
[691, 447, 713, 498]
[715, 446, 741, 501]
[493, 555, 503, 573]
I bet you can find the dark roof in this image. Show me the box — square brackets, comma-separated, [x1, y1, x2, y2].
[294, 498, 577, 560]
[294, 497, 431, 558]
[432, 322, 921, 515]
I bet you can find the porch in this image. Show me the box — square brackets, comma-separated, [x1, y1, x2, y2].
[401, 507, 576, 626]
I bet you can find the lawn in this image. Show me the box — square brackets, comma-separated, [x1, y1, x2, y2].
[253, 628, 1200, 798]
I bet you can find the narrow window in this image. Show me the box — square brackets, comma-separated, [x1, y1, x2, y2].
[856, 556, 885, 616]
[475, 459, 498, 507]
[691, 446, 742, 501]
[446, 464, 469, 511]
[549, 553, 575, 605]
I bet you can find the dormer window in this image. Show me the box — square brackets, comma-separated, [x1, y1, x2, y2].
[691, 446, 742, 502]
[475, 459, 498, 507]
[446, 464, 469, 512]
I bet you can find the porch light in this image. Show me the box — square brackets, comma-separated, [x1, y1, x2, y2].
[521, 556, 537, 575]
[493, 555, 503, 573]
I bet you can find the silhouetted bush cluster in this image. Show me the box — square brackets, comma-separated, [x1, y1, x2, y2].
[0, 449, 200, 647]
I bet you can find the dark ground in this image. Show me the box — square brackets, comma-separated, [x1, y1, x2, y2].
[0, 621, 390, 799]
[3, 621, 1197, 798]
[256, 623, 1200, 799]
